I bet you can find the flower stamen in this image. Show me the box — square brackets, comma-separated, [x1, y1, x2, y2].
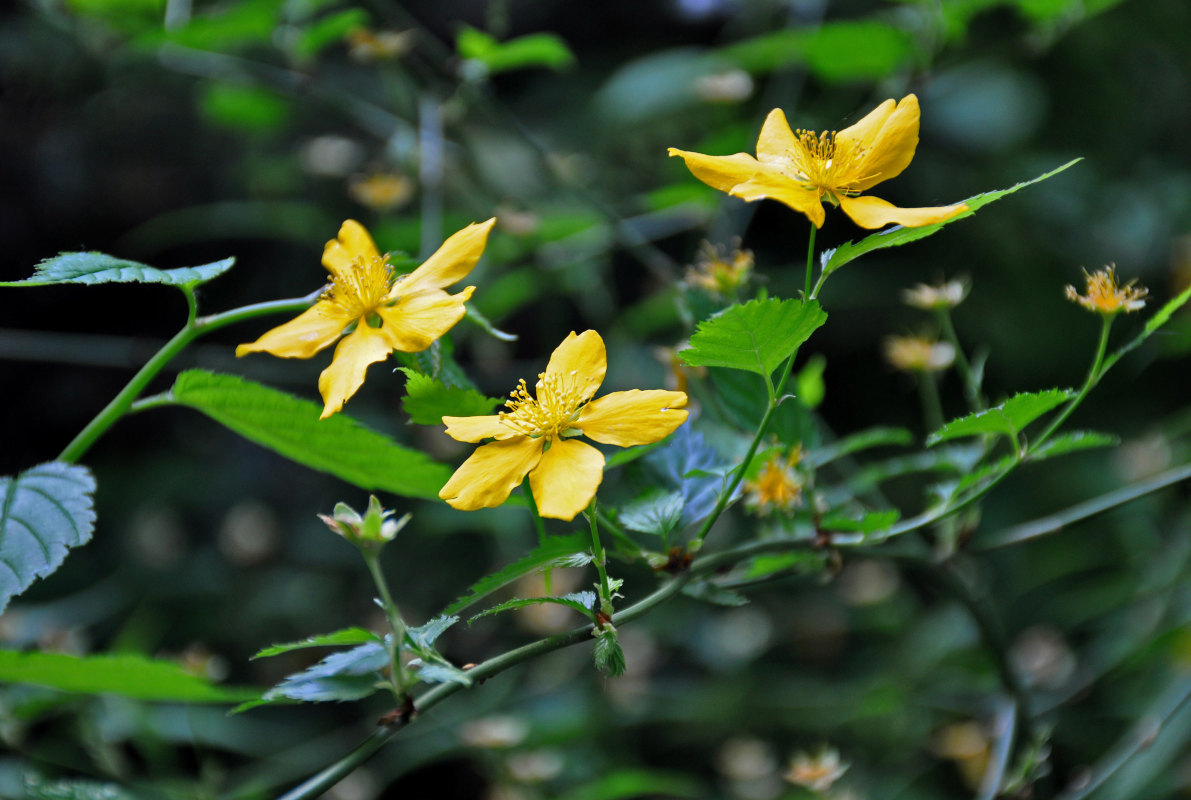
[498, 372, 593, 439]
[325, 255, 394, 319]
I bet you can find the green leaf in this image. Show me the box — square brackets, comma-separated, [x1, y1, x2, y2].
[169, 370, 451, 499]
[0, 462, 96, 615]
[605, 441, 665, 470]
[457, 25, 575, 74]
[399, 368, 502, 426]
[820, 508, 900, 534]
[592, 627, 626, 678]
[0, 650, 256, 703]
[293, 8, 369, 58]
[200, 84, 290, 132]
[743, 551, 827, 581]
[795, 354, 827, 409]
[557, 769, 702, 800]
[252, 627, 382, 659]
[821, 160, 1081, 280]
[679, 297, 827, 379]
[619, 490, 684, 537]
[1102, 282, 1191, 374]
[1, 253, 234, 288]
[442, 532, 592, 617]
[259, 643, 388, 704]
[1028, 431, 1120, 461]
[468, 591, 596, 625]
[405, 615, 459, 652]
[720, 20, 913, 80]
[412, 660, 471, 687]
[682, 581, 749, 607]
[805, 427, 913, 468]
[928, 389, 1074, 446]
[396, 337, 477, 390]
[23, 774, 146, 800]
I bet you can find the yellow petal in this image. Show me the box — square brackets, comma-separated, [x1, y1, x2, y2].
[837, 97, 899, 154]
[578, 390, 689, 447]
[839, 195, 968, 230]
[316, 325, 394, 418]
[529, 438, 605, 521]
[322, 219, 382, 277]
[842, 95, 919, 191]
[442, 414, 516, 443]
[668, 148, 763, 194]
[755, 108, 797, 164]
[544, 330, 607, 404]
[397, 218, 496, 297]
[378, 286, 474, 353]
[235, 300, 352, 359]
[439, 436, 543, 511]
[731, 168, 826, 228]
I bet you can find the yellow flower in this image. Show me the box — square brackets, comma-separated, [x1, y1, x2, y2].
[237, 218, 495, 418]
[744, 449, 804, 516]
[348, 172, 414, 211]
[783, 746, 849, 793]
[1065, 265, 1148, 315]
[668, 95, 968, 229]
[883, 335, 955, 373]
[439, 331, 689, 521]
[683, 239, 754, 299]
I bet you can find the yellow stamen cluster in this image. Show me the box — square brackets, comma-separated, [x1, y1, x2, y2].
[1065, 265, 1148, 316]
[788, 129, 866, 197]
[884, 335, 955, 373]
[498, 372, 593, 439]
[744, 450, 804, 516]
[325, 255, 394, 319]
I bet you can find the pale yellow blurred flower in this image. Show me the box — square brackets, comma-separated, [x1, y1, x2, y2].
[346, 27, 413, 61]
[683, 240, 753, 299]
[883, 335, 955, 373]
[348, 172, 414, 211]
[744, 448, 803, 516]
[784, 746, 849, 793]
[902, 278, 969, 310]
[1065, 265, 1147, 315]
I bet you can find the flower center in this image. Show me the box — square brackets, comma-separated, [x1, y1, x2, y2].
[787, 129, 869, 198]
[326, 255, 394, 319]
[498, 372, 593, 440]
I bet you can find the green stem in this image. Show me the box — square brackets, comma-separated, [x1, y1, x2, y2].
[803, 223, 817, 300]
[362, 549, 409, 697]
[587, 501, 613, 616]
[56, 294, 315, 464]
[936, 308, 983, 411]
[916, 372, 944, 434]
[1031, 315, 1113, 452]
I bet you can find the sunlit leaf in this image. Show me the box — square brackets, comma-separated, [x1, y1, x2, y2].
[645, 424, 730, 526]
[442, 532, 592, 617]
[928, 389, 1074, 445]
[412, 660, 471, 687]
[457, 25, 575, 74]
[1, 253, 234, 288]
[252, 627, 382, 659]
[821, 160, 1081, 279]
[405, 615, 459, 652]
[619, 490, 684, 537]
[679, 297, 827, 378]
[820, 508, 900, 534]
[256, 642, 387, 706]
[1029, 430, 1119, 461]
[0, 462, 96, 615]
[169, 370, 452, 499]
[468, 591, 596, 625]
[0, 650, 256, 703]
[400, 368, 502, 426]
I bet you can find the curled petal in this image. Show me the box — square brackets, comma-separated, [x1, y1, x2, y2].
[316, 325, 395, 418]
[845, 95, 920, 191]
[236, 300, 351, 359]
[755, 108, 798, 164]
[578, 390, 689, 447]
[544, 330, 607, 404]
[397, 218, 496, 297]
[379, 286, 474, 353]
[730, 168, 826, 227]
[442, 414, 516, 443]
[837, 97, 899, 155]
[439, 436, 543, 511]
[839, 195, 968, 230]
[323, 219, 382, 277]
[529, 438, 605, 521]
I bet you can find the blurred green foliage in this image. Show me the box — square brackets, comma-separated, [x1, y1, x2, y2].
[1, 0, 1190, 798]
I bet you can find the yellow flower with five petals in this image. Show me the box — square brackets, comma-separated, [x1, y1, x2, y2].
[668, 94, 967, 229]
[439, 331, 689, 521]
[237, 218, 494, 418]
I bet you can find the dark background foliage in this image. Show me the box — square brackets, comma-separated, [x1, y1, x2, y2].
[2, 0, 1190, 798]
